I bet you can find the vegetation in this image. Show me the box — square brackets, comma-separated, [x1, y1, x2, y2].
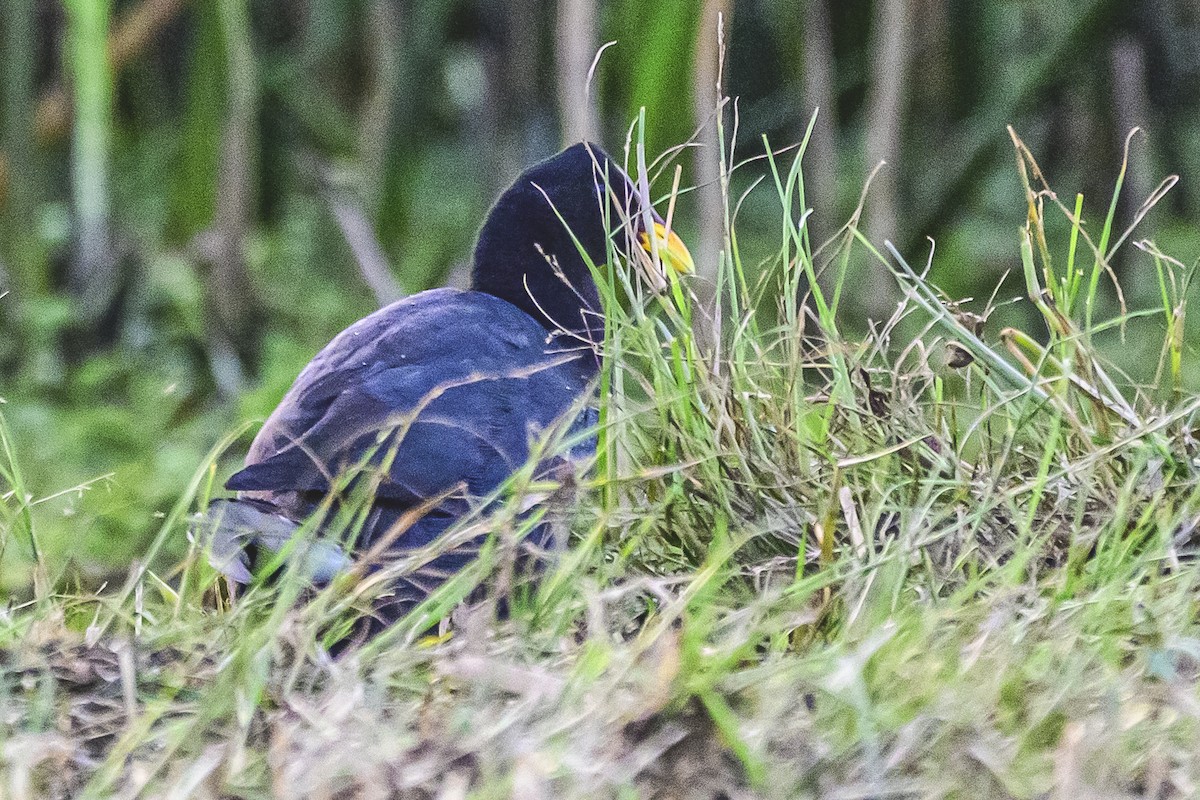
[2, 115, 1199, 794]
[3, 0, 1200, 796]
[2, 0, 1200, 573]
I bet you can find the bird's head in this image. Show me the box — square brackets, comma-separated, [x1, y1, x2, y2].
[471, 142, 694, 350]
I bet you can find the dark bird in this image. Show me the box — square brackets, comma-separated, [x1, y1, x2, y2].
[200, 142, 693, 633]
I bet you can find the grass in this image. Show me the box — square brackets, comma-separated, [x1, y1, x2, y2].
[2, 124, 1200, 798]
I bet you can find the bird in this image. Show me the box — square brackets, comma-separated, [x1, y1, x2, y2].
[199, 142, 694, 635]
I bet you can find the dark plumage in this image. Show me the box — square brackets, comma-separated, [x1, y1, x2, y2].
[201, 142, 692, 633]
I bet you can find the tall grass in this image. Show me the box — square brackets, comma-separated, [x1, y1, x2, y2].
[2, 123, 1200, 797]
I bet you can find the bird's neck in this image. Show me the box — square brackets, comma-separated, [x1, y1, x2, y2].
[471, 240, 604, 350]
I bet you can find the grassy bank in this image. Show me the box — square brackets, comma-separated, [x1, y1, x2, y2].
[2, 130, 1200, 798]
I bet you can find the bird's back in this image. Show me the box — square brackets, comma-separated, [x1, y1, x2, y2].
[226, 287, 597, 549]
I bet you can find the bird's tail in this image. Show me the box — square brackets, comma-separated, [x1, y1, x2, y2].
[190, 497, 352, 585]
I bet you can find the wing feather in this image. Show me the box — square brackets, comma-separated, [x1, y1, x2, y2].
[228, 289, 595, 528]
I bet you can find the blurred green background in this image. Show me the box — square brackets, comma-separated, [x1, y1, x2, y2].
[1, 0, 1198, 585]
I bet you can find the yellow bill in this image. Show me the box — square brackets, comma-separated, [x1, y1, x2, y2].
[639, 221, 695, 275]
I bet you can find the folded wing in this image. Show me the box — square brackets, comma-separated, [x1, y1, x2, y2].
[225, 288, 596, 548]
